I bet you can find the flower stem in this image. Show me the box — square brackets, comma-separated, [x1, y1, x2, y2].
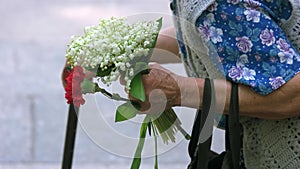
[94, 84, 130, 102]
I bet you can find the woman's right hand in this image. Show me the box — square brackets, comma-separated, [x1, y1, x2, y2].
[122, 63, 182, 114]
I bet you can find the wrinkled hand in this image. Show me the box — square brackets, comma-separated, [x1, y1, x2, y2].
[124, 63, 182, 114]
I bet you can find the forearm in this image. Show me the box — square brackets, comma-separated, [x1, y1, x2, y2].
[151, 27, 181, 63]
[237, 74, 300, 119]
[177, 74, 300, 120]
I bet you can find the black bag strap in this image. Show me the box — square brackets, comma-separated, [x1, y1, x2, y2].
[196, 78, 215, 169]
[188, 78, 214, 169]
[222, 82, 240, 169]
[227, 82, 240, 168]
[187, 80, 240, 169]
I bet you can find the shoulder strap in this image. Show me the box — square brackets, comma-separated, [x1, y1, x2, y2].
[188, 78, 214, 169]
[196, 78, 215, 169]
[187, 80, 241, 169]
[227, 82, 240, 168]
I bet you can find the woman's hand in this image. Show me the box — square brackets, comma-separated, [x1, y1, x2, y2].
[127, 63, 182, 114]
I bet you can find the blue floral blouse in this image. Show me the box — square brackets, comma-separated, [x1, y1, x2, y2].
[177, 0, 300, 95]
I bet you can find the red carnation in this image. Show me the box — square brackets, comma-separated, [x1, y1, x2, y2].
[64, 66, 86, 107]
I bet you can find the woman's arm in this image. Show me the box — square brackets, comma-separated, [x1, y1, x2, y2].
[181, 73, 300, 119]
[137, 63, 300, 120]
[150, 27, 181, 63]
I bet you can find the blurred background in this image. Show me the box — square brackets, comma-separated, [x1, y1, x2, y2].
[0, 0, 224, 168]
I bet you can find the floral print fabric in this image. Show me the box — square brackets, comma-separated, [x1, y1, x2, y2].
[196, 0, 300, 95]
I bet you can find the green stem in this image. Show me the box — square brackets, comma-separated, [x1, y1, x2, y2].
[94, 84, 130, 102]
[152, 123, 159, 169]
[130, 116, 150, 169]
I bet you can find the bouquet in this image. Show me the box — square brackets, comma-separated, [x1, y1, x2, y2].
[64, 17, 190, 169]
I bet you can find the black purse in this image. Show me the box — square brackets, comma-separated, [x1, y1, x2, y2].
[187, 78, 241, 169]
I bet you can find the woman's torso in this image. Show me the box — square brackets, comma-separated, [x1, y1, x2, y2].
[171, 0, 300, 168]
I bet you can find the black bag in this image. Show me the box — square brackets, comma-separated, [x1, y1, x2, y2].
[187, 79, 241, 169]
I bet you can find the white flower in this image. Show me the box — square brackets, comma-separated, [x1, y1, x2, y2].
[66, 17, 160, 90]
[144, 41, 150, 47]
[129, 68, 134, 77]
[129, 54, 135, 60]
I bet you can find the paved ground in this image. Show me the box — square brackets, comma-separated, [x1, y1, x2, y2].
[0, 0, 224, 168]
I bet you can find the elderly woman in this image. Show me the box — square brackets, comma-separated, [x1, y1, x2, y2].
[135, 0, 300, 168]
[61, 0, 300, 168]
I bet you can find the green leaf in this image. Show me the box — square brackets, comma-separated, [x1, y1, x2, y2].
[115, 102, 137, 122]
[229, 20, 237, 29]
[246, 28, 252, 37]
[253, 28, 261, 37]
[129, 73, 146, 102]
[156, 17, 163, 31]
[226, 47, 238, 61]
[130, 116, 150, 169]
[149, 17, 163, 53]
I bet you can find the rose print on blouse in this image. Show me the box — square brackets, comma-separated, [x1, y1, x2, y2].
[276, 38, 296, 64]
[277, 38, 291, 51]
[260, 28, 275, 46]
[198, 14, 223, 44]
[269, 76, 286, 90]
[193, 0, 300, 95]
[210, 26, 223, 44]
[244, 0, 261, 9]
[207, 2, 218, 12]
[198, 25, 210, 41]
[242, 67, 256, 80]
[236, 36, 253, 53]
[198, 13, 217, 42]
[229, 66, 243, 80]
[278, 51, 294, 64]
[244, 9, 261, 23]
